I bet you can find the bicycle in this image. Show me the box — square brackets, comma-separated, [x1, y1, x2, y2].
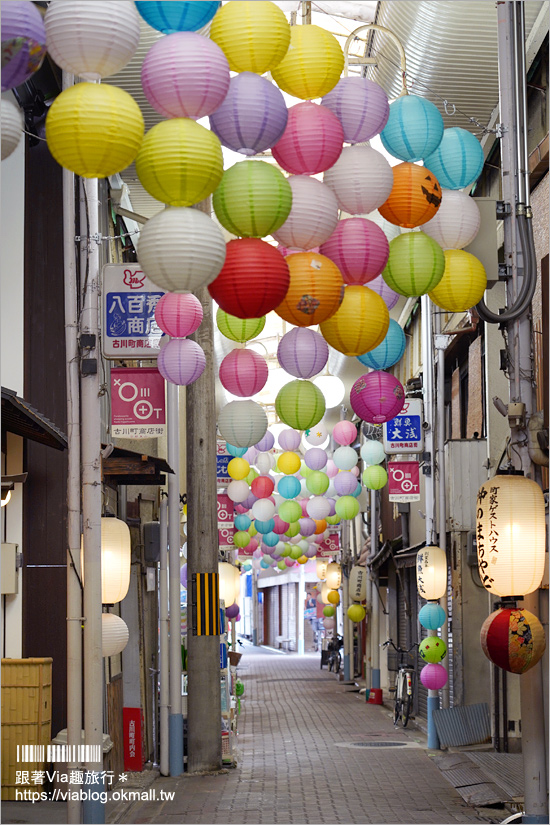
[327, 635, 343, 674]
[382, 639, 418, 727]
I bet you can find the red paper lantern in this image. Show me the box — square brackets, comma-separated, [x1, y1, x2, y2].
[251, 475, 275, 499]
[209, 238, 290, 319]
[480, 608, 546, 674]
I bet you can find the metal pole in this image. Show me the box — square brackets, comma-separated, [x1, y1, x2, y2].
[159, 496, 169, 776]
[369, 490, 380, 689]
[342, 567, 352, 682]
[252, 571, 259, 646]
[298, 563, 305, 654]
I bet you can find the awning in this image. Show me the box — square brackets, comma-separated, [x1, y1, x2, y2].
[102, 444, 174, 487]
[368, 537, 402, 571]
[1, 387, 67, 451]
[393, 540, 426, 569]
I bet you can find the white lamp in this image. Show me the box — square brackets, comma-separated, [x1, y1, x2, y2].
[416, 545, 447, 601]
[102, 613, 129, 657]
[326, 562, 342, 590]
[316, 558, 328, 581]
[219, 561, 237, 605]
[101, 517, 131, 604]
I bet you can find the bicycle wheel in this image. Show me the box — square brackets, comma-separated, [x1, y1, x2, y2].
[401, 693, 412, 727]
[393, 697, 402, 726]
[328, 655, 333, 672]
[335, 652, 341, 674]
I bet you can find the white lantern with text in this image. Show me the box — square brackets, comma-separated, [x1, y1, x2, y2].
[349, 565, 367, 602]
[326, 562, 342, 590]
[316, 559, 328, 581]
[219, 561, 237, 605]
[101, 517, 131, 604]
[416, 545, 446, 601]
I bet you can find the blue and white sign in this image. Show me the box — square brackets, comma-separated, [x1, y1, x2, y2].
[216, 453, 231, 484]
[383, 398, 424, 454]
[102, 264, 165, 359]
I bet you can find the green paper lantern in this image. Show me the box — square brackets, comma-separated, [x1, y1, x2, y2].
[323, 605, 336, 618]
[279, 544, 292, 557]
[233, 530, 251, 549]
[248, 524, 258, 538]
[213, 160, 292, 238]
[306, 471, 330, 495]
[335, 495, 360, 520]
[285, 522, 301, 538]
[347, 603, 366, 623]
[326, 514, 341, 525]
[279, 500, 302, 524]
[382, 232, 445, 297]
[300, 461, 313, 478]
[419, 636, 447, 663]
[362, 465, 388, 490]
[275, 380, 326, 431]
[216, 309, 266, 342]
[277, 560, 287, 570]
[246, 468, 259, 485]
[290, 546, 303, 560]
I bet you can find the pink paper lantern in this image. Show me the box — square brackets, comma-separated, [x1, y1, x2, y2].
[278, 429, 302, 452]
[304, 448, 328, 471]
[284, 557, 295, 567]
[278, 244, 319, 257]
[300, 500, 309, 517]
[277, 327, 329, 380]
[271, 101, 344, 175]
[245, 538, 258, 553]
[321, 77, 389, 143]
[272, 175, 339, 251]
[350, 371, 405, 424]
[420, 663, 448, 690]
[141, 32, 230, 119]
[251, 475, 275, 499]
[332, 420, 357, 446]
[235, 504, 248, 515]
[326, 459, 338, 479]
[319, 218, 389, 285]
[368, 274, 400, 310]
[273, 516, 290, 535]
[219, 348, 268, 397]
[155, 292, 203, 337]
[158, 338, 205, 385]
[253, 548, 263, 559]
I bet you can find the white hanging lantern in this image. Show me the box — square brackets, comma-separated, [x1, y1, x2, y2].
[252, 499, 276, 522]
[272, 175, 339, 251]
[421, 189, 481, 250]
[349, 565, 367, 602]
[316, 558, 328, 580]
[323, 145, 394, 215]
[218, 400, 268, 449]
[102, 613, 129, 657]
[326, 562, 342, 590]
[45, 1, 141, 81]
[475, 475, 546, 597]
[255, 453, 275, 475]
[1, 100, 24, 161]
[219, 561, 237, 605]
[416, 545, 447, 601]
[226, 480, 250, 504]
[320, 581, 331, 604]
[306, 497, 331, 520]
[100, 517, 131, 604]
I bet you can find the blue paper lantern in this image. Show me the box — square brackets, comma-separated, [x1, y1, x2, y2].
[135, 1, 220, 33]
[260, 559, 270, 569]
[234, 514, 251, 532]
[419, 602, 446, 631]
[278, 475, 301, 500]
[423, 127, 484, 190]
[226, 443, 247, 458]
[262, 531, 279, 547]
[255, 518, 275, 535]
[380, 95, 444, 162]
[351, 482, 362, 498]
[357, 319, 406, 370]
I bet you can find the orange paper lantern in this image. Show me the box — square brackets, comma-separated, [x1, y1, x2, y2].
[320, 285, 389, 356]
[274, 252, 344, 327]
[378, 163, 442, 229]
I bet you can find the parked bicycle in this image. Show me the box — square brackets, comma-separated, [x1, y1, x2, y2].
[327, 635, 343, 674]
[382, 639, 418, 727]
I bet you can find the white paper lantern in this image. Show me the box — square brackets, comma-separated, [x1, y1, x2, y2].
[320, 581, 331, 603]
[349, 565, 367, 602]
[317, 559, 328, 580]
[272, 175, 339, 251]
[218, 400, 268, 449]
[326, 562, 342, 590]
[416, 545, 447, 601]
[137, 207, 226, 293]
[255, 452, 275, 474]
[333, 446, 358, 471]
[100, 517, 131, 604]
[102, 613, 129, 657]
[252, 499, 276, 521]
[1, 100, 24, 161]
[307, 497, 331, 520]
[324, 145, 393, 215]
[227, 480, 250, 504]
[45, 1, 141, 81]
[219, 561, 237, 605]
[421, 189, 481, 249]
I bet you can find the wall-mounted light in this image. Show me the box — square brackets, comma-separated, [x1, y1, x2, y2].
[1, 473, 28, 507]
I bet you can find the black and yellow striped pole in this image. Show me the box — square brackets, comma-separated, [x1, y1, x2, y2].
[192, 573, 221, 637]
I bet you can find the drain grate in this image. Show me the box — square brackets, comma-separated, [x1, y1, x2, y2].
[334, 740, 421, 750]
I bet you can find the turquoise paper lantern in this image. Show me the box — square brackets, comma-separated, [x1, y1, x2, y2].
[226, 443, 247, 458]
[360, 440, 386, 466]
[135, 1, 220, 33]
[423, 127, 484, 190]
[357, 319, 406, 370]
[419, 602, 446, 631]
[278, 475, 301, 500]
[234, 514, 251, 531]
[380, 95, 444, 162]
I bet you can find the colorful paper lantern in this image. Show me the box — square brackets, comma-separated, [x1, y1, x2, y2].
[335, 496, 360, 520]
[321, 76, 389, 144]
[209, 72, 288, 157]
[252, 498, 275, 520]
[155, 293, 203, 338]
[350, 371, 405, 424]
[297, 518, 315, 538]
[141, 32, 230, 119]
[234, 514, 251, 531]
[421, 190, 481, 250]
[225, 603, 240, 619]
[382, 232, 445, 297]
[319, 218, 389, 286]
[306, 497, 331, 520]
[272, 176, 339, 252]
[255, 519, 275, 537]
[428, 250, 487, 313]
[45, 0, 140, 81]
[255, 431, 275, 452]
[348, 603, 366, 623]
[305, 423, 329, 446]
[357, 319, 406, 370]
[233, 530, 251, 549]
[213, 160, 292, 239]
[102, 614, 129, 658]
[273, 516, 290, 535]
[136, 118, 223, 206]
[419, 602, 446, 631]
[275, 253, 344, 327]
[219, 348, 268, 398]
[278, 429, 302, 451]
[277, 328, 328, 380]
[416, 546, 447, 601]
[275, 380, 326, 431]
[277, 476, 301, 499]
[46, 83, 144, 179]
[1, 100, 24, 161]
[306, 472, 329, 496]
[180, 564, 188, 588]
[323, 605, 336, 618]
[323, 145, 393, 215]
[279, 500, 302, 524]
[327, 590, 340, 606]
[227, 457, 250, 481]
[216, 310, 265, 343]
[218, 400, 268, 448]
[320, 285, 389, 357]
[255, 451, 276, 474]
[362, 465, 388, 490]
[209, 0, 290, 74]
[138, 207, 226, 293]
[380, 95, 444, 162]
[227, 444, 247, 458]
[304, 448, 328, 471]
[333, 447, 357, 471]
[480, 608, 546, 674]
[419, 637, 447, 663]
[333, 472, 358, 497]
[1, 0, 46, 92]
[209, 238, 290, 320]
[379, 163, 442, 229]
[420, 663, 448, 690]
[424, 127, 484, 190]
[360, 440, 386, 466]
[277, 451, 301, 476]
[272, 24, 344, 100]
[369, 274, 400, 310]
[135, 1, 220, 32]
[158, 339, 205, 386]
[272, 101, 344, 176]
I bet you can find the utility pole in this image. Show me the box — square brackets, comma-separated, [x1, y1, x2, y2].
[369, 490, 380, 691]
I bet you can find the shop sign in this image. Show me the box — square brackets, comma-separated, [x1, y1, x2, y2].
[111, 367, 165, 438]
[383, 398, 423, 454]
[102, 264, 164, 359]
[388, 460, 421, 502]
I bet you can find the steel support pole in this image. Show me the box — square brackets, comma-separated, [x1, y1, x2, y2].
[298, 563, 305, 654]
[252, 572, 259, 646]
[159, 497, 169, 776]
[370, 490, 380, 689]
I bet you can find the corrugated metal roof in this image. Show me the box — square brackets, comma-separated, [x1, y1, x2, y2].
[1, 387, 67, 451]
[432, 701, 492, 747]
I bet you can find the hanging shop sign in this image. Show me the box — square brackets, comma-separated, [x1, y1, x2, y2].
[110, 367, 165, 438]
[388, 460, 420, 502]
[217, 492, 235, 552]
[317, 533, 340, 558]
[122, 707, 143, 772]
[383, 398, 423, 454]
[102, 263, 164, 359]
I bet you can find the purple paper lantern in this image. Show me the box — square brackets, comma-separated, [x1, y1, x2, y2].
[305, 545, 317, 558]
[298, 518, 316, 537]
[271, 101, 344, 176]
[1, 0, 47, 92]
[255, 431, 275, 452]
[320, 218, 389, 285]
[277, 327, 329, 379]
[321, 77, 390, 144]
[333, 471, 359, 496]
[155, 292, 203, 338]
[141, 32, 230, 120]
[350, 371, 405, 424]
[242, 447, 258, 465]
[243, 492, 258, 511]
[278, 429, 301, 452]
[209, 72, 288, 156]
[225, 603, 239, 619]
[158, 338, 205, 385]
[420, 663, 448, 690]
[219, 348, 268, 397]
[180, 563, 187, 588]
[326, 498, 337, 516]
[368, 274, 400, 310]
[304, 448, 328, 471]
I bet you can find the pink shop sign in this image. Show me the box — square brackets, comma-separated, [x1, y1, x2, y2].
[111, 367, 165, 439]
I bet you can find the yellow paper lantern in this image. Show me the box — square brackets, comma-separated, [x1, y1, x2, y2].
[347, 603, 366, 623]
[46, 83, 144, 178]
[227, 457, 250, 481]
[272, 25, 344, 100]
[320, 285, 389, 357]
[326, 562, 342, 590]
[428, 249, 487, 313]
[297, 555, 308, 565]
[209, 1, 290, 74]
[136, 118, 223, 206]
[327, 589, 340, 606]
[278, 451, 301, 476]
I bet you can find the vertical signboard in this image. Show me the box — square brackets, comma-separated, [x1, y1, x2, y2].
[111, 367, 165, 438]
[217, 492, 235, 552]
[122, 707, 143, 772]
[388, 460, 421, 502]
[102, 264, 164, 359]
[383, 398, 424, 454]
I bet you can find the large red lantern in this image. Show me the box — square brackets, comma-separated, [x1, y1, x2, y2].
[480, 608, 546, 674]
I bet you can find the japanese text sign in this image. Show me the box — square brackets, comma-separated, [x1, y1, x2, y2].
[111, 367, 165, 439]
[217, 492, 235, 551]
[317, 534, 340, 558]
[123, 708, 143, 772]
[102, 264, 164, 359]
[388, 460, 420, 502]
[383, 398, 423, 454]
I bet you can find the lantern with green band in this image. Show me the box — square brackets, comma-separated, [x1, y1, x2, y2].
[382, 232, 445, 297]
[275, 380, 326, 431]
[213, 160, 292, 238]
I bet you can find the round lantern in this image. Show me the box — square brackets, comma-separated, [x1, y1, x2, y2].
[275, 380, 326, 431]
[421, 189, 481, 250]
[481, 608, 546, 674]
[327, 590, 340, 606]
[380, 95, 444, 162]
[279, 500, 302, 524]
[305, 423, 329, 446]
[272, 176, 339, 252]
[369, 274, 400, 310]
[213, 160, 292, 239]
[155, 293, 203, 338]
[272, 102, 344, 176]
[209, 239, 290, 320]
[219, 561, 237, 604]
[275, 253, 343, 327]
[320, 285, 389, 357]
[357, 319, 406, 370]
[227, 457, 250, 481]
[475, 475, 546, 597]
[209, 0, 289, 73]
[284, 523, 300, 539]
[419, 637, 447, 663]
[234, 514, 251, 531]
[277, 475, 301, 500]
[333, 447, 358, 471]
[217, 310, 265, 343]
[158, 339, 205, 386]
[361, 440, 386, 466]
[135, 1, 220, 32]
[349, 566, 367, 602]
[326, 563, 342, 590]
[226, 444, 247, 458]
[219, 348, 268, 398]
[298, 518, 316, 538]
[428, 250, 487, 313]
[1, 100, 24, 161]
[277, 451, 301, 476]
[225, 603, 240, 619]
[218, 400, 268, 449]
[45, 1, 140, 81]
[416, 546, 447, 601]
[321, 76, 389, 144]
[254, 451, 273, 473]
[102, 613, 129, 658]
[424, 127, 484, 190]
[46, 83, 144, 179]
[255, 431, 275, 452]
[420, 663, 448, 690]
[141, 32, 230, 119]
[278, 429, 302, 451]
[419, 602, 447, 631]
[307, 497, 331, 520]
[382, 232, 445, 297]
[323, 605, 336, 618]
[323, 616, 336, 631]
[304, 448, 328, 471]
[272, 517, 290, 536]
[320, 218, 389, 286]
[180, 564, 187, 588]
[333, 471, 358, 497]
[379, 163, 442, 229]
[306, 471, 330, 496]
[323, 145, 393, 215]
[1, 0, 46, 92]
[209, 73, 288, 157]
[136, 118, 223, 206]
[350, 371, 405, 424]
[347, 604, 366, 623]
[99, 517, 131, 604]
[316, 559, 328, 580]
[331, 421, 356, 448]
[335, 496, 360, 520]
[362, 465, 388, 490]
[227, 481, 249, 505]
[272, 24, 343, 100]
[277, 328, 328, 380]
[251, 475, 275, 500]
[252, 498, 275, 521]
[233, 530, 251, 549]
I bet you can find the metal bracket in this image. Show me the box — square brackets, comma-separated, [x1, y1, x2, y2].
[496, 200, 512, 218]
[434, 334, 452, 351]
[494, 123, 508, 139]
[498, 263, 512, 279]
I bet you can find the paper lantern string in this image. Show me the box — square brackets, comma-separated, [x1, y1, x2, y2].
[74, 230, 140, 245]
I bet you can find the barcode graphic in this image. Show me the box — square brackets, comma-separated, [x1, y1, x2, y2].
[17, 745, 102, 763]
